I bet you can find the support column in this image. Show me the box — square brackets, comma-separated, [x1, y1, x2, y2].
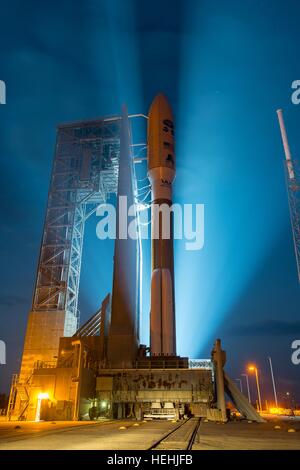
[212, 338, 227, 422]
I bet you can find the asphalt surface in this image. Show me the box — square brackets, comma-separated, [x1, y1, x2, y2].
[194, 416, 300, 450]
[0, 420, 178, 450]
[0, 417, 299, 450]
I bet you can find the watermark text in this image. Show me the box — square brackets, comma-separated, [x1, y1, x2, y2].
[291, 339, 300, 365]
[0, 340, 6, 365]
[96, 197, 204, 251]
[0, 80, 6, 104]
[291, 80, 300, 104]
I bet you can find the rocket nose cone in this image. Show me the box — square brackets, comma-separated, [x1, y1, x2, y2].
[148, 93, 175, 172]
[149, 93, 173, 119]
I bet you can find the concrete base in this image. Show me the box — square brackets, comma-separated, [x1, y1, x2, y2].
[19, 310, 66, 381]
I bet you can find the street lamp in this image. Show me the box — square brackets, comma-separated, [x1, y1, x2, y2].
[248, 365, 262, 412]
[285, 392, 291, 408]
[241, 373, 251, 403]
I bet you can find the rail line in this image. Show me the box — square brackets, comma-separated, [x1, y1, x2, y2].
[148, 417, 201, 450]
[186, 417, 201, 450]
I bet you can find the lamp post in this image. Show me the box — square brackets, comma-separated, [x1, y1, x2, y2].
[248, 365, 262, 412]
[268, 356, 278, 407]
[242, 373, 251, 403]
[285, 391, 291, 409]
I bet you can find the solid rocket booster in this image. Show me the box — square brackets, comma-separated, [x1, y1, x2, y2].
[148, 94, 176, 356]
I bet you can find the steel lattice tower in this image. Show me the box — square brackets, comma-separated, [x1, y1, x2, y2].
[7, 110, 144, 420]
[33, 118, 121, 334]
[277, 109, 300, 282]
[19, 116, 127, 381]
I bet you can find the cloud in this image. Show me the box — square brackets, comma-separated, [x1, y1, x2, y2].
[229, 320, 300, 336]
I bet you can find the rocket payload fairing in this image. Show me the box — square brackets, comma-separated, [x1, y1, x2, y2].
[147, 94, 176, 356]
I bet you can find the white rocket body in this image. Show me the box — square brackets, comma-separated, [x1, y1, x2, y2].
[148, 94, 176, 356]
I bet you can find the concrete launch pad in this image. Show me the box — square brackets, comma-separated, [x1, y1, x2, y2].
[0, 417, 299, 450]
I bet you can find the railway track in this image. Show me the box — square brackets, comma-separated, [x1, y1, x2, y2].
[148, 417, 201, 450]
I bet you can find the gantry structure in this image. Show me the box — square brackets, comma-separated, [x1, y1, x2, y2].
[32, 117, 122, 336]
[8, 111, 146, 419]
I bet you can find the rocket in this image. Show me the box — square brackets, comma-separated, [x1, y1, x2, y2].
[147, 94, 176, 356]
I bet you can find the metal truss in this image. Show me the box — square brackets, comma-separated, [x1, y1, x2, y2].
[74, 305, 102, 337]
[284, 159, 300, 283]
[188, 359, 213, 370]
[32, 117, 122, 335]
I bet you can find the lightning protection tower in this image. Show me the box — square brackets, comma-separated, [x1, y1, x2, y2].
[277, 109, 300, 282]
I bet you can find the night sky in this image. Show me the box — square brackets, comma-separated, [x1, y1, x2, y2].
[0, 0, 300, 406]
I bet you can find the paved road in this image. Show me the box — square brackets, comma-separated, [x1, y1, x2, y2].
[194, 417, 300, 450]
[0, 417, 299, 450]
[0, 420, 178, 450]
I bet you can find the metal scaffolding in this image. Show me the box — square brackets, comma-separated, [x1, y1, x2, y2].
[32, 117, 122, 335]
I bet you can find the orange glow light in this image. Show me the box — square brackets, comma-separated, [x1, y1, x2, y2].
[38, 392, 49, 400]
